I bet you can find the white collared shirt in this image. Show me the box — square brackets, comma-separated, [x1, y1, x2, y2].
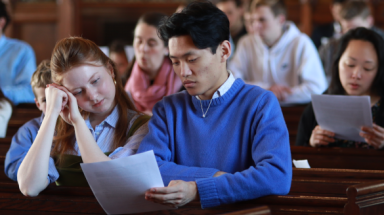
[196, 70, 236, 100]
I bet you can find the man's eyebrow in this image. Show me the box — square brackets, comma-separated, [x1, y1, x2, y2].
[169, 51, 194, 59]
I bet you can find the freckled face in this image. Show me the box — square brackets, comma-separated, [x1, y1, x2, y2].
[61, 63, 116, 115]
[168, 35, 226, 100]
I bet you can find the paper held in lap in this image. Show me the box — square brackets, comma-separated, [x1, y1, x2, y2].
[81, 150, 171, 215]
[312, 95, 372, 142]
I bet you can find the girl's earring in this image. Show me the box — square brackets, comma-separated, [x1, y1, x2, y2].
[113, 77, 117, 85]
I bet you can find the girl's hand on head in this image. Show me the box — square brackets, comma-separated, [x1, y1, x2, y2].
[50, 85, 83, 126]
[45, 84, 68, 117]
[360, 124, 384, 149]
[309, 125, 335, 147]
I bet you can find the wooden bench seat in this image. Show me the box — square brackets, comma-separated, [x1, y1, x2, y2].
[1, 168, 384, 214]
[223, 206, 271, 215]
[291, 146, 384, 170]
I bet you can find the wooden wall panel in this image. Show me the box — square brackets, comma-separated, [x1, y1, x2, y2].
[16, 23, 56, 63]
[7, 0, 384, 65]
[11, 2, 57, 64]
[312, 0, 333, 26]
[57, 0, 77, 41]
[78, 3, 180, 46]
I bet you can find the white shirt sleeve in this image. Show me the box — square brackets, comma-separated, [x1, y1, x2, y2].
[0, 100, 12, 138]
[283, 36, 327, 104]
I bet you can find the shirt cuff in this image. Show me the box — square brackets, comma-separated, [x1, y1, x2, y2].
[196, 177, 220, 208]
[109, 147, 135, 159]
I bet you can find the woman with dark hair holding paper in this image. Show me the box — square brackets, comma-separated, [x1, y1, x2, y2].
[296, 27, 384, 149]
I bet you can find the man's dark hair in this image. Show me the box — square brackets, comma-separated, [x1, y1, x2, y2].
[329, 27, 384, 99]
[217, 0, 242, 8]
[138, 12, 167, 30]
[136, 12, 167, 46]
[158, 1, 229, 54]
[0, 1, 10, 32]
[109, 40, 127, 55]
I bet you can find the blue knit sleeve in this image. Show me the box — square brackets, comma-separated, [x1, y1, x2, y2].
[137, 100, 219, 185]
[195, 91, 292, 208]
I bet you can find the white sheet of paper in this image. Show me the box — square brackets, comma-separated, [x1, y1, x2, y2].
[80, 150, 171, 215]
[293, 159, 311, 168]
[311, 94, 372, 142]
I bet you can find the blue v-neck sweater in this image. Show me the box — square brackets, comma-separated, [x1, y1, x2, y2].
[137, 79, 292, 208]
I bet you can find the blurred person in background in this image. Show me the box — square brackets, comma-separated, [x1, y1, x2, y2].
[109, 40, 130, 85]
[311, 0, 346, 49]
[124, 12, 183, 115]
[0, 1, 36, 105]
[0, 89, 12, 138]
[319, 0, 384, 83]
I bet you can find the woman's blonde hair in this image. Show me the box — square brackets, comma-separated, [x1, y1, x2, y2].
[50, 37, 136, 160]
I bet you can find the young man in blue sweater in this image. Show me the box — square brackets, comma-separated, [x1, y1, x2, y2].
[137, 1, 292, 209]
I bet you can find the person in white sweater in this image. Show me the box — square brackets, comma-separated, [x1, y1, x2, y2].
[229, 0, 327, 105]
[0, 89, 12, 137]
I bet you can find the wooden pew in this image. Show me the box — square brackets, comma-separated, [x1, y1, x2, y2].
[290, 168, 384, 215]
[345, 181, 384, 215]
[280, 105, 306, 145]
[291, 146, 384, 170]
[223, 206, 271, 215]
[0, 181, 378, 215]
[0, 138, 12, 145]
[11, 108, 41, 119]
[291, 168, 384, 196]
[0, 182, 344, 214]
[6, 108, 41, 137]
[1, 168, 384, 215]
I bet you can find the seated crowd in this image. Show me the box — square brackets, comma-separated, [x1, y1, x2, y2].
[2, 0, 384, 211]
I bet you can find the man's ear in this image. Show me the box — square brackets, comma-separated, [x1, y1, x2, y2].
[34, 98, 41, 111]
[164, 47, 169, 56]
[220, 40, 231, 63]
[278, 14, 286, 25]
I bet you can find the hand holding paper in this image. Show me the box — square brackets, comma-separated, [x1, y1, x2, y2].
[311, 95, 373, 143]
[81, 150, 172, 215]
[309, 125, 335, 147]
[145, 180, 198, 208]
[360, 124, 384, 149]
